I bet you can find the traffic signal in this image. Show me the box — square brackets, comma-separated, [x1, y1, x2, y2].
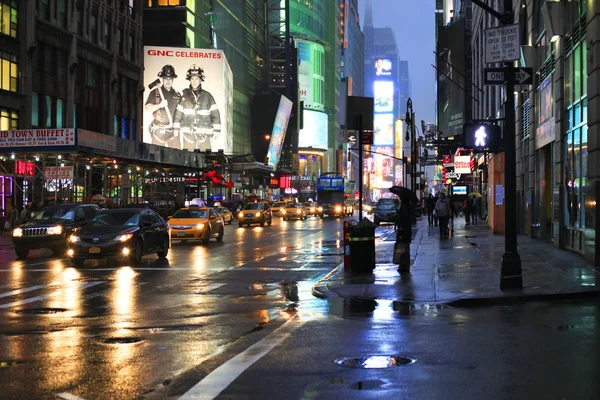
[463, 124, 501, 151]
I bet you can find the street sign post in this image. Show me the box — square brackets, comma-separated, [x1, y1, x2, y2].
[485, 24, 520, 64]
[361, 131, 373, 145]
[484, 67, 533, 85]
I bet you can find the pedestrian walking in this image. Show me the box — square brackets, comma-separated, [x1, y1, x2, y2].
[463, 197, 473, 226]
[435, 192, 452, 238]
[425, 193, 436, 227]
[389, 186, 417, 272]
[471, 198, 479, 224]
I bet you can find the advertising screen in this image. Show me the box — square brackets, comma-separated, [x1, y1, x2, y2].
[143, 46, 233, 153]
[299, 110, 328, 150]
[437, 19, 465, 137]
[374, 81, 394, 113]
[375, 58, 393, 76]
[296, 39, 325, 112]
[373, 114, 394, 146]
[266, 95, 293, 170]
[452, 186, 467, 195]
[373, 146, 395, 179]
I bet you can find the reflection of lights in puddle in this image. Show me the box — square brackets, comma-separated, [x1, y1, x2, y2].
[372, 299, 395, 320]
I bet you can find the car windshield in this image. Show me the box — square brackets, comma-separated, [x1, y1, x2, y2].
[378, 203, 396, 211]
[173, 210, 208, 219]
[244, 203, 264, 210]
[214, 208, 227, 214]
[89, 211, 140, 227]
[273, 202, 286, 208]
[304, 203, 314, 207]
[286, 204, 301, 209]
[32, 207, 74, 221]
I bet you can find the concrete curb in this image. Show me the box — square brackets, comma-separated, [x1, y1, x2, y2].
[311, 262, 344, 299]
[443, 288, 600, 308]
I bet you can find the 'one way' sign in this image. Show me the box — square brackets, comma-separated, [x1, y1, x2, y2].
[484, 67, 533, 85]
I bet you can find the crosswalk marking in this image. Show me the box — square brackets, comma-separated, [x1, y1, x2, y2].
[0, 281, 105, 309]
[0, 284, 47, 299]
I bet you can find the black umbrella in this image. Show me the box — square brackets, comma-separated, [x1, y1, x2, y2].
[389, 186, 418, 203]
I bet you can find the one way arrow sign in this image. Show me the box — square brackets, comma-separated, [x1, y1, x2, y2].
[484, 67, 533, 85]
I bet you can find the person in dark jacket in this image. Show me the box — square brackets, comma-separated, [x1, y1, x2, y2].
[435, 192, 452, 238]
[425, 193, 436, 226]
[173, 64, 221, 151]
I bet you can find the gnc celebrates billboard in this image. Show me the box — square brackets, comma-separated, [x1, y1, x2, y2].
[143, 46, 233, 153]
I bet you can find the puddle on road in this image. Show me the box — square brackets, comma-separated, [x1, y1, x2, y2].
[334, 355, 416, 369]
[103, 337, 144, 344]
[14, 308, 67, 315]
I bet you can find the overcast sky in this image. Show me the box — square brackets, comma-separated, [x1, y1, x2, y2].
[361, 0, 436, 123]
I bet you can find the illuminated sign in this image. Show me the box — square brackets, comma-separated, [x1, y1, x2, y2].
[15, 161, 35, 177]
[452, 185, 467, 195]
[269, 178, 279, 187]
[454, 155, 472, 174]
[373, 114, 394, 146]
[266, 95, 293, 170]
[279, 176, 291, 189]
[463, 124, 501, 150]
[296, 39, 325, 111]
[375, 58, 392, 76]
[299, 110, 328, 150]
[374, 81, 394, 113]
[143, 46, 233, 153]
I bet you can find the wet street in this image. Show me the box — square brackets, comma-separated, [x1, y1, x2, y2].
[1, 218, 600, 399]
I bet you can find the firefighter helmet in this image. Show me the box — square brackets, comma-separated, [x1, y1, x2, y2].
[158, 64, 177, 78]
[186, 64, 205, 81]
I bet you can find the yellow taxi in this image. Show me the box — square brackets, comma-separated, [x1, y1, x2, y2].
[270, 201, 289, 217]
[167, 206, 224, 243]
[304, 201, 318, 216]
[238, 201, 273, 227]
[214, 206, 233, 224]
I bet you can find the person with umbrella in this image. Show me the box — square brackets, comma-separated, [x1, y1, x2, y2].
[389, 185, 418, 271]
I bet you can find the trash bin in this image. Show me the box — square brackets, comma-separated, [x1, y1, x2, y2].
[348, 217, 376, 273]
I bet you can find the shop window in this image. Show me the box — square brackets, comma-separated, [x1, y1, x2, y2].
[0, 51, 17, 92]
[0, 108, 17, 130]
[0, 1, 17, 38]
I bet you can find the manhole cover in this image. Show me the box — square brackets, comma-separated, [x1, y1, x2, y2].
[0, 360, 26, 368]
[14, 308, 67, 315]
[103, 337, 143, 344]
[334, 355, 416, 369]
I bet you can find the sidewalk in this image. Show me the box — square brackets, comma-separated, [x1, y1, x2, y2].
[0, 232, 12, 248]
[313, 217, 600, 306]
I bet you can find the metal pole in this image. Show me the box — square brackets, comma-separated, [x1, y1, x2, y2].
[411, 111, 416, 192]
[358, 115, 363, 220]
[500, 0, 523, 290]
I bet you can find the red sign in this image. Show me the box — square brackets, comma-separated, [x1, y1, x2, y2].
[443, 155, 451, 165]
[279, 176, 291, 189]
[442, 167, 446, 180]
[15, 161, 35, 176]
[269, 178, 279, 187]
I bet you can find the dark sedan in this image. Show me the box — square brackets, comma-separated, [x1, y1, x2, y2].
[66, 208, 170, 267]
[373, 202, 399, 226]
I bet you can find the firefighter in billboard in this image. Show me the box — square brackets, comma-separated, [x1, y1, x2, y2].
[173, 64, 221, 151]
[144, 65, 181, 146]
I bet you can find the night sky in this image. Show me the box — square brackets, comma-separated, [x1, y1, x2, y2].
[361, 0, 436, 124]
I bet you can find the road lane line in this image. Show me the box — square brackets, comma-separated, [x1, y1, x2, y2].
[0, 281, 105, 309]
[0, 284, 47, 299]
[179, 315, 304, 400]
[56, 393, 88, 400]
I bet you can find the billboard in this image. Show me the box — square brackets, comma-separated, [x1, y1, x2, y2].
[299, 110, 328, 150]
[143, 46, 233, 153]
[374, 81, 394, 113]
[373, 113, 394, 146]
[454, 155, 472, 174]
[266, 95, 293, 170]
[437, 19, 465, 137]
[374, 58, 393, 76]
[296, 39, 325, 111]
[373, 146, 394, 180]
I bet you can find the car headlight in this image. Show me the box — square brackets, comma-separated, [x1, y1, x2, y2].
[12, 227, 23, 238]
[48, 225, 62, 235]
[335, 206, 342, 212]
[238, 212, 244, 218]
[69, 235, 80, 243]
[317, 207, 323, 211]
[296, 209, 301, 214]
[116, 233, 133, 242]
[282, 209, 286, 214]
[256, 211, 261, 217]
[196, 223, 205, 230]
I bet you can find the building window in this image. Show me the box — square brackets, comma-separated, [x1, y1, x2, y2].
[564, 40, 587, 230]
[39, 0, 50, 20]
[0, 107, 17, 130]
[90, 13, 98, 43]
[0, 1, 17, 38]
[31, 92, 39, 126]
[56, 99, 64, 128]
[44, 44, 57, 78]
[105, 22, 112, 50]
[45, 95, 53, 127]
[158, 0, 181, 5]
[129, 34, 135, 60]
[58, 0, 67, 28]
[0, 51, 17, 92]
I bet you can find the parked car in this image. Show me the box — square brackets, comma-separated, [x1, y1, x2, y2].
[214, 206, 233, 225]
[66, 208, 170, 267]
[12, 203, 101, 259]
[168, 206, 224, 243]
[282, 203, 307, 221]
[238, 201, 273, 227]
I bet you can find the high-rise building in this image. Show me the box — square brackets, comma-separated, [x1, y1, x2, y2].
[363, 0, 405, 201]
[397, 60, 410, 117]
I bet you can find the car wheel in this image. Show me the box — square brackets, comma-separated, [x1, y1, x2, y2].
[202, 229, 211, 244]
[15, 247, 29, 259]
[216, 228, 224, 242]
[260, 218, 265, 227]
[268, 218, 272, 226]
[130, 240, 143, 265]
[238, 222, 243, 228]
[157, 236, 169, 258]
[71, 258, 86, 268]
